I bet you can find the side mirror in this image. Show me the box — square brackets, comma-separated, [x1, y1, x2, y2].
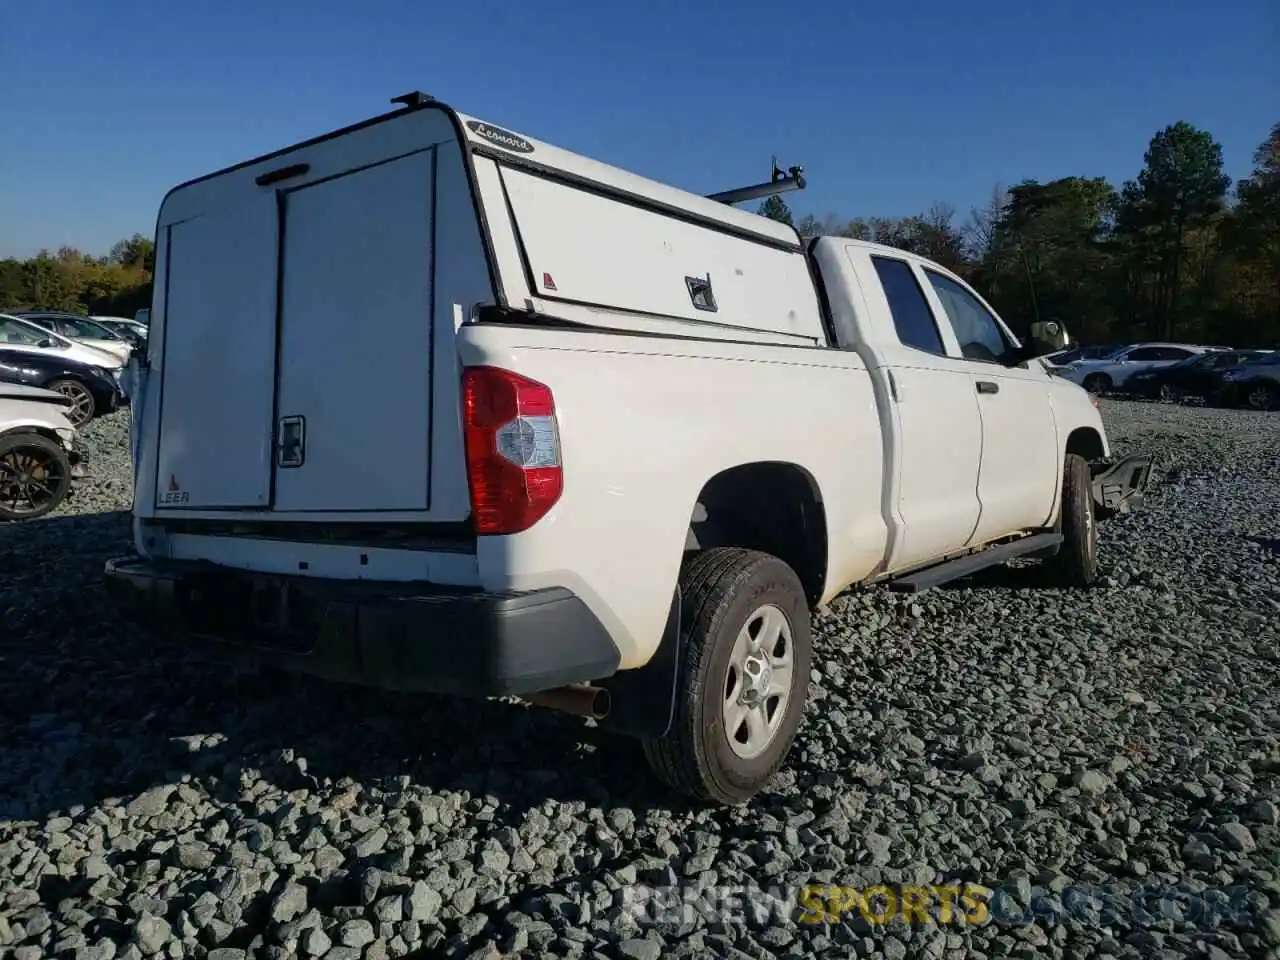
[37, 338, 56, 349]
[1023, 320, 1070, 359]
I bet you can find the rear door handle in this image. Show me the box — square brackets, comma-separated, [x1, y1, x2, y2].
[976, 380, 1000, 395]
[277, 415, 305, 468]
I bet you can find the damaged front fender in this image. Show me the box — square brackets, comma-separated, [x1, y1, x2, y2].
[1091, 454, 1153, 521]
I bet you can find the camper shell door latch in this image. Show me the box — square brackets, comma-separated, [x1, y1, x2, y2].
[277, 416, 306, 469]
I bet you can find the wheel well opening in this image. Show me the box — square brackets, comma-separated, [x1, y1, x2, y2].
[1065, 427, 1105, 462]
[687, 462, 828, 607]
[3, 426, 61, 445]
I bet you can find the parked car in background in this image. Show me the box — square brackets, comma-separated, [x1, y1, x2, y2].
[1219, 352, 1280, 411]
[9, 311, 135, 363]
[91, 315, 149, 344]
[0, 384, 84, 520]
[1126, 349, 1273, 403]
[0, 347, 125, 426]
[1054, 342, 1210, 394]
[1042, 343, 1125, 368]
[0, 313, 129, 375]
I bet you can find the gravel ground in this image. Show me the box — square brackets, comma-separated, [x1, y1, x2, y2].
[1, 401, 1277, 960]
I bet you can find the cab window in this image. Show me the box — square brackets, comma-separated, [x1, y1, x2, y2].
[923, 269, 1016, 363]
[871, 256, 946, 356]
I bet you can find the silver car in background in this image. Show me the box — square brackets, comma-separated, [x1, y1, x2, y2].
[1055, 342, 1211, 394]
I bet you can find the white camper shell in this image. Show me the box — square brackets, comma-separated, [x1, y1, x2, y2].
[134, 100, 824, 526]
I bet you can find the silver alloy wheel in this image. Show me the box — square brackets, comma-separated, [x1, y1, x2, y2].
[722, 603, 793, 760]
[52, 381, 94, 425]
[0, 444, 67, 517]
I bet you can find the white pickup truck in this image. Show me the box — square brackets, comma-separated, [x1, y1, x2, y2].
[106, 93, 1151, 804]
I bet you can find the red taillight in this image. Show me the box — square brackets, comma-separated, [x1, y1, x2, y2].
[462, 366, 563, 535]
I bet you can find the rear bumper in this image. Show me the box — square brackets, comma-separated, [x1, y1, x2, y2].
[103, 557, 621, 697]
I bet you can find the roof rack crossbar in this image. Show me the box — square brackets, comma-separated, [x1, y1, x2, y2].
[707, 156, 807, 206]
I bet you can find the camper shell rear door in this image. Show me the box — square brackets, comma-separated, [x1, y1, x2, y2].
[145, 105, 492, 523]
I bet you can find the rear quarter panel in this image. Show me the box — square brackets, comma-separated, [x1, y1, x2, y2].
[456, 324, 890, 669]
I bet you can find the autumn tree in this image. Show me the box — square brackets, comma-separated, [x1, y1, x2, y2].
[963, 185, 1009, 265]
[1221, 122, 1280, 343]
[1115, 122, 1231, 339]
[981, 177, 1118, 338]
[109, 233, 156, 273]
[0, 239, 154, 316]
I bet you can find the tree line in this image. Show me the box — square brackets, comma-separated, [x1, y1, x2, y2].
[3, 119, 1276, 347]
[0, 234, 155, 319]
[760, 120, 1279, 347]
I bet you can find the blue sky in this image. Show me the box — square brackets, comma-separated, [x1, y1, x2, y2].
[1, 0, 1275, 259]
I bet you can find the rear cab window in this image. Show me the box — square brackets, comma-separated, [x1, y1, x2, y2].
[870, 256, 945, 355]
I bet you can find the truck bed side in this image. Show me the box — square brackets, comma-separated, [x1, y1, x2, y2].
[453, 321, 890, 668]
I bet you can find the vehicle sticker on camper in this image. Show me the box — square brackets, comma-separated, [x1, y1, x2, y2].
[159, 474, 190, 505]
[466, 121, 535, 154]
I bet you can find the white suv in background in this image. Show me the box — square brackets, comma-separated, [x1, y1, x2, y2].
[1055, 342, 1210, 394]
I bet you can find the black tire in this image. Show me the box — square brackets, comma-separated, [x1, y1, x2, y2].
[0, 432, 72, 521]
[1043, 453, 1097, 588]
[1082, 373, 1111, 395]
[47, 378, 96, 426]
[642, 547, 811, 805]
[1245, 381, 1279, 412]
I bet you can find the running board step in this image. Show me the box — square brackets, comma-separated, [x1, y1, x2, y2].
[887, 533, 1064, 594]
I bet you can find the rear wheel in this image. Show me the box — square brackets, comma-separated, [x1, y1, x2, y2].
[642, 548, 811, 805]
[47, 379, 96, 426]
[1082, 374, 1111, 395]
[1043, 453, 1097, 588]
[1245, 382, 1279, 411]
[0, 433, 72, 521]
